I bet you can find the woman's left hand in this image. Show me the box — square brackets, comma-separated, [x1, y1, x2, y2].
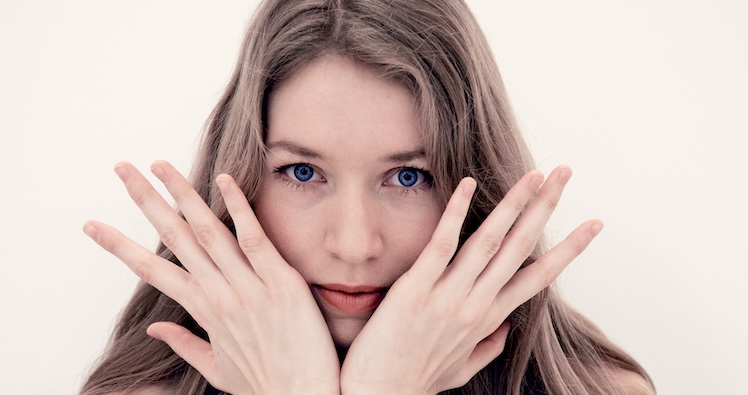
[340, 166, 603, 394]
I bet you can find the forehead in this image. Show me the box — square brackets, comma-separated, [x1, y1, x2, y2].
[265, 55, 424, 163]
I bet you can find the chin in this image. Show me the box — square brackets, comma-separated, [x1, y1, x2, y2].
[329, 316, 367, 350]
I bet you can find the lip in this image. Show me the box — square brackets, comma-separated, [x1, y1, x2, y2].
[313, 284, 387, 314]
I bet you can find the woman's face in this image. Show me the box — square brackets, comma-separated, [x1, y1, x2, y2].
[253, 55, 443, 348]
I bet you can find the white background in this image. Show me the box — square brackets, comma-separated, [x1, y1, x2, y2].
[1, 1, 746, 393]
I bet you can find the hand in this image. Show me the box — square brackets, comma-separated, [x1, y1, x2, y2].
[340, 166, 602, 394]
[83, 161, 340, 395]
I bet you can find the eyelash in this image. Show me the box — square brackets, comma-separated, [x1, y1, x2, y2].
[272, 162, 322, 191]
[272, 163, 434, 194]
[386, 166, 434, 195]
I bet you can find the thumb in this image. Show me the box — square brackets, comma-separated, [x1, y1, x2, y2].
[147, 322, 220, 383]
[452, 321, 511, 388]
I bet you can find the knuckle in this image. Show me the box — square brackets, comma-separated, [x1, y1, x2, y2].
[174, 326, 194, 344]
[572, 228, 596, 255]
[509, 195, 527, 213]
[537, 264, 562, 288]
[95, 231, 118, 253]
[176, 279, 203, 314]
[204, 289, 234, 319]
[206, 298, 229, 322]
[131, 261, 152, 285]
[478, 232, 504, 258]
[458, 308, 483, 328]
[569, 238, 587, 256]
[428, 296, 455, 321]
[517, 236, 538, 258]
[445, 197, 467, 218]
[184, 274, 201, 294]
[169, 186, 189, 203]
[267, 286, 297, 306]
[544, 193, 560, 211]
[541, 269, 558, 288]
[237, 233, 265, 255]
[128, 187, 148, 207]
[192, 224, 216, 248]
[431, 236, 458, 259]
[158, 227, 180, 251]
[434, 293, 455, 311]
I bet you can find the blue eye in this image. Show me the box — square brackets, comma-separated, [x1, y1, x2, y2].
[293, 164, 314, 182]
[398, 168, 419, 187]
[276, 163, 322, 184]
[387, 167, 433, 188]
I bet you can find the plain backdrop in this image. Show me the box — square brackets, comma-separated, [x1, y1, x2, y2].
[1, 1, 746, 393]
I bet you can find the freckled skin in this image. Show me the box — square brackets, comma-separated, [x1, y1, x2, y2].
[253, 55, 443, 348]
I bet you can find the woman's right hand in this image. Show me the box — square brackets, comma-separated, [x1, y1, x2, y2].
[83, 161, 340, 395]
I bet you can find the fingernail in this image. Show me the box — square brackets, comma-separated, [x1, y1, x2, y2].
[113, 164, 129, 182]
[558, 167, 572, 185]
[590, 220, 604, 236]
[147, 329, 162, 341]
[151, 165, 167, 182]
[462, 178, 477, 198]
[82, 222, 98, 238]
[528, 175, 543, 191]
[215, 176, 229, 192]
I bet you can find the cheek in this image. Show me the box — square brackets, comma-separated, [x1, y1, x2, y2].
[382, 203, 442, 271]
[252, 187, 320, 273]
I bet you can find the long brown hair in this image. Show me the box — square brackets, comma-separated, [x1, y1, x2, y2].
[82, 0, 654, 394]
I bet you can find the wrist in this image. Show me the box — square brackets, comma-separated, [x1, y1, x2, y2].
[341, 379, 431, 395]
[256, 379, 340, 395]
[260, 386, 340, 395]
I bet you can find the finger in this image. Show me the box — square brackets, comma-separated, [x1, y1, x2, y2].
[114, 161, 222, 283]
[443, 170, 544, 293]
[407, 177, 477, 285]
[147, 322, 222, 387]
[215, 174, 293, 285]
[471, 166, 572, 300]
[150, 161, 259, 286]
[83, 220, 195, 305]
[449, 321, 511, 390]
[495, 219, 603, 314]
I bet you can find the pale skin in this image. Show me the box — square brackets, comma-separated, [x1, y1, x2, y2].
[84, 56, 606, 394]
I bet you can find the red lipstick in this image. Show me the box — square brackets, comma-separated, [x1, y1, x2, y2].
[314, 284, 386, 314]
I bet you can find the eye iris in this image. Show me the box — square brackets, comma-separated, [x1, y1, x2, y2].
[293, 165, 314, 182]
[398, 169, 418, 187]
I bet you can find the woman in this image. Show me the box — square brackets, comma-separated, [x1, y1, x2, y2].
[81, 0, 655, 394]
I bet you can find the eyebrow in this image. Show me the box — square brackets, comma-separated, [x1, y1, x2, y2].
[385, 148, 426, 163]
[265, 140, 324, 159]
[266, 140, 427, 163]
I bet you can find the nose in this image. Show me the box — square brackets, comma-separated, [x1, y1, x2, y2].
[323, 186, 385, 265]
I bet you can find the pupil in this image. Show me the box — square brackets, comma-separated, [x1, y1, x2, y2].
[398, 169, 418, 187]
[294, 165, 314, 182]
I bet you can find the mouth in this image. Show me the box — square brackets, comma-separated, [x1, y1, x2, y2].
[313, 284, 388, 314]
